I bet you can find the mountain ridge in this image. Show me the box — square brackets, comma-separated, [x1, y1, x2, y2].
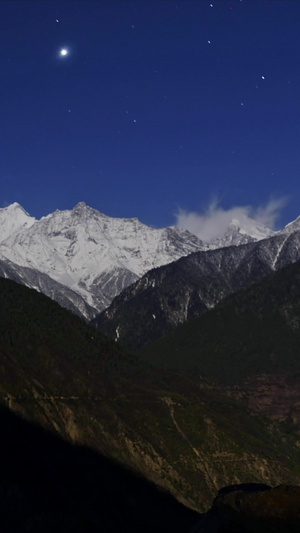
[0, 202, 206, 316]
[93, 230, 300, 349]
[0, 201, 299, 322]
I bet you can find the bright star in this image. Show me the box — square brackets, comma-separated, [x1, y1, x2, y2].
[60, 48, 68, 57]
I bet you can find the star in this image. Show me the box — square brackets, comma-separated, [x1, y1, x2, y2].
[59, 48, 68, 57]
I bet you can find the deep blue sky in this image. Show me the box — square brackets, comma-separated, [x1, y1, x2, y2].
[1, 0, 300, 229]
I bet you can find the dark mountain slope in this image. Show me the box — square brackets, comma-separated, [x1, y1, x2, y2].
[140, 258, 300, 384]
[0, 257, 96, 319]
[140, 259, 300, 433]
[93, 231, 300, 350]
[1, 277, 300, 512]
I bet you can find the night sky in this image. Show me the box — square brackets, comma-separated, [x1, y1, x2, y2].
[2, 0, 300, 233]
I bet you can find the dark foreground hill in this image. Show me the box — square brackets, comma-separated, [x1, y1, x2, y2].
[194, 484, 300, 533]
[0, 406, 198, 532]
[1, 277, 300, 513]
[2, 406, 300, 532]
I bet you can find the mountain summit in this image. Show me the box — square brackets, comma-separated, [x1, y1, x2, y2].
[280, 215, 300, 234]
[208, 217, 274, 249]
[0, 202, 36, 242]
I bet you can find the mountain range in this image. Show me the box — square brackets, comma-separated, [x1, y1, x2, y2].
[0, 202, 205, 318]
[94, 228, 300, 349]
[0, 202, 286, 319]
[1, 200, 300, 358]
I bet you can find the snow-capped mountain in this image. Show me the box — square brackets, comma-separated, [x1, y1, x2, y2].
[0, 202, 205, 315]
[0, 202, 36, 242]
[279, 215, 300, 234]
[0, 201, 298, 321]
[208, 218, 274, 249]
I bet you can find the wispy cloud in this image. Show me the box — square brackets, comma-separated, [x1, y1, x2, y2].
[175, 197, 288, 242]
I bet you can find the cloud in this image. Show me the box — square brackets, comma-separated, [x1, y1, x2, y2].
[175, 196, 288, 242]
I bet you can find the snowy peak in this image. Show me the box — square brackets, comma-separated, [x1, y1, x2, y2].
[72, 201, 106, 219]
[0, 202, 36, 243]
[74, 201, 88, 209]
[280, 215, 300, 234]
[0, 202, 206, 312]
[210, 217, 274, 249]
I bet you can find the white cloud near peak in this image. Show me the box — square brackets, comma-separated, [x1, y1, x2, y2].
[175, 197, 288, 242]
